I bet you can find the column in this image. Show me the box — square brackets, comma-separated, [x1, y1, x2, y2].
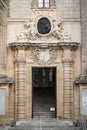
[62, 49, 74, 119]
[15, 49, 26, 120]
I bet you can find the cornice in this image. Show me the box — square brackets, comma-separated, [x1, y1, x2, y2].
[9, 41, 80, 50]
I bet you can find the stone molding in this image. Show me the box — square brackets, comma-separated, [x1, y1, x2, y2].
[75, 75, 87, 84]
[0, 74, 14, 84]
[10, 42, 79, 49]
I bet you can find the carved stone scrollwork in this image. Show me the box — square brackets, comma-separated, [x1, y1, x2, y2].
[52, 20, 63, 40]
[15, 50, 26, 63]
[30, 47, 61, 65]
[17, 17, 66, 42]
[62, 49, 73, 64]
[17, 19, 38, 41]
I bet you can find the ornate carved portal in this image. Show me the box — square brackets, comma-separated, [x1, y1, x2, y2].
[10, 42, 79, 120]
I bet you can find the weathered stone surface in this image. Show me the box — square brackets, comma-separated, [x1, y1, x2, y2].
[0, 0, 87, 123]
[0, 74, 14, 84]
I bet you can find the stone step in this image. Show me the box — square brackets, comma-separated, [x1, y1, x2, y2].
[8, 126, 71, 129]
[8, 119, 75, 130]
[33, 87, 55, 118]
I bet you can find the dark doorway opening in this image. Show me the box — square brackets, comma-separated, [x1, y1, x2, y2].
[32, 67, 56, 118]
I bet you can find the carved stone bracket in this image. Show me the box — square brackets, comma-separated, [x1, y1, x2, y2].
[58, 42, 80, 50]
[15, 50, 26, 63]
[62, 50, 73, 64]
[59, 42, 79, 64]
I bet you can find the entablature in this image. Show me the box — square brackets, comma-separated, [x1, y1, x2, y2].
[9, 41, 80, 50]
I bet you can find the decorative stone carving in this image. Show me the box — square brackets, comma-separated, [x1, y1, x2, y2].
[62, 49, 73, 63]
[17, 18, 63, 42]
[39, 51, 50, 63]
[17, 32, 27, 41]
[16, 7, 72, 43]
[52, 20, 63, 40]
[24, 19, 37, 40]
[63, 32, 71, 42]
[30, 47, 61, 65]
[17, 19, 37, 41]
[32, 9, 56, 19]
[15, 50, 26, 63]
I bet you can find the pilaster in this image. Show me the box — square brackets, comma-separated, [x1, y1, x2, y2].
[14, 48, 26, 120]
[62, 48, 74, 119]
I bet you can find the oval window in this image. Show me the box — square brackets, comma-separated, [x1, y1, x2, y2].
[37, 17, 51, 34]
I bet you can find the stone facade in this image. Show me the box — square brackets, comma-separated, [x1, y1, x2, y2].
[0, 0, 87, 123]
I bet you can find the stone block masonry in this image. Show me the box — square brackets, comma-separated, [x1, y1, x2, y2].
[56, 0, 80, 19]
[9, 0, 80, 20]
[81, 0, 87, 74]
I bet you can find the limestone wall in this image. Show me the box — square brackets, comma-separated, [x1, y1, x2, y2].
[9, 0, 32, 19]
[9, 0, 80, 20]
[81, 0, 87, 74]
[0, 0, 84, 121]
[56, 0, 80, 19]
[0, 1, 8, 73]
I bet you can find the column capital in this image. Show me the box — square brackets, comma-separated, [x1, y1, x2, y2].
[62, 49, 73, 64]
[15, 49, 26, 63]
[58, 42, 80, 50]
